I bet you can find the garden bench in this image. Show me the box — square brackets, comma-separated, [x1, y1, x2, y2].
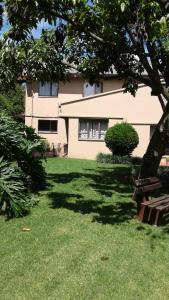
[134, 177, 169, 225]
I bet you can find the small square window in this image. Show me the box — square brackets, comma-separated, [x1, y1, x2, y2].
[38, 120, 58, 132]
[83, 82, 103, 97]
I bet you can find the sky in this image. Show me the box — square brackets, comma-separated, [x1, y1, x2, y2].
[0, 12, 55, 38]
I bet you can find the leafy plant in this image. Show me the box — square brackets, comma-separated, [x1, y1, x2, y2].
[0, 157, 32, 217]
[0, 113, 46, 217]
[105, 123, 139, 156]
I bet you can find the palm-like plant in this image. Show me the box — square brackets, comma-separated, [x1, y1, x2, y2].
[0, 157, 28, 217]
[0, 113, 46, 217]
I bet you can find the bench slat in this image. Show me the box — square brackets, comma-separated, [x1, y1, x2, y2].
[141, 195, 169, 207]
[135, 177, 159, 187]
[136, 182, 162, 193]
[134, 176, 169, 225]
[156, 203, 169, 211]
[147, 196, 169, 208]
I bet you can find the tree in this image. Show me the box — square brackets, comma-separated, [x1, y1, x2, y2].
[2, 0, 169, 181]
[0, 84, 25, 120]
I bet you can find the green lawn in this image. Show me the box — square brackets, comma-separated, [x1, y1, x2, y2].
[1, 158, 169, 299]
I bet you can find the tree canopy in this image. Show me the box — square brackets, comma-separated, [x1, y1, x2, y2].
[1, 0, 169, 180]
[0, 0, 169, 101]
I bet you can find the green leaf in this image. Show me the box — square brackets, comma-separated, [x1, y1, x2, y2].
[121, 2, 126, 12]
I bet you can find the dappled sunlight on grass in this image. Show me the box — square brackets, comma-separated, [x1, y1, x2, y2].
[47, 160, 135, 225]
[1, 158, 169, 299]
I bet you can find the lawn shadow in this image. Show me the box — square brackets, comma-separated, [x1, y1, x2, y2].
[48, 191, 136, 225]
[47, 165, 136, 225]
[47, 165, 133, 196]
[88, 166, 133, 196]
[47, 172, 81, 184]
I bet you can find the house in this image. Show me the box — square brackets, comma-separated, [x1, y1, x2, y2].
[25, 75, 162, 159]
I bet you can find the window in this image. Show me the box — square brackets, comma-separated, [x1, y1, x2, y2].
[83, 82, 103, 97]
[79, 119, 108, 140]
[38, 120, 58, 132]
[38, 81, 58, 96]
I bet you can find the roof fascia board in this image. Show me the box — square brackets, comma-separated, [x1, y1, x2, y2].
[59, 83, 146, 107]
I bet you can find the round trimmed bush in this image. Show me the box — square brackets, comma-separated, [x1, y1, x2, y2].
[105, 122, 139, 156]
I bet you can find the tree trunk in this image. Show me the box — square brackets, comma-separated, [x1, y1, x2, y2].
[139, 129, 166, 179]
[140, 103, 169, 178]
[134, 102, 169, 211]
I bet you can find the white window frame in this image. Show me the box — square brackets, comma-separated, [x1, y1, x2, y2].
[78, 119, 108, 141]
[38, 81, 59, 97]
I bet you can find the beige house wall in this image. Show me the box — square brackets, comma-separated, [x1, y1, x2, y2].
[59, 84, 162, 159]
[25, 116, 67, 146]
[60, 85, 162, 124]
[132, 125, 150, 157]
[68, 118, 111, 159]
[67, 119, 151, 159]
[103, 79, 124, 92]
[25, 78, 162, 160]
[25, 78, 124, 118]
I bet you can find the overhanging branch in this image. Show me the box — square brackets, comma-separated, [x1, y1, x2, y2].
[158, 94, 165, 112]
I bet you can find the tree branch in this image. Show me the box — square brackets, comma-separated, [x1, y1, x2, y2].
[158, 94, 165, 112]
[57, 12, 106, 44]
[127, 71, 153, 88]
[161, 86, 169, 102]
[125, 26, 154, 78]
[60, 60, 78, 71]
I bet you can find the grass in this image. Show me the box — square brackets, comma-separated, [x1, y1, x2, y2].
[1, 158, 169, 299]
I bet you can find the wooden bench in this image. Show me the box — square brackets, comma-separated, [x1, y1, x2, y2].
[134, 177, 169, 225]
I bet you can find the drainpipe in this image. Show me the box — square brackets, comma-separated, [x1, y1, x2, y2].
[31, 81, 34, 127]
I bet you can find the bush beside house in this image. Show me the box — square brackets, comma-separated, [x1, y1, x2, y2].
[0, 113, 46, 218]
[105, 123, 139, 156]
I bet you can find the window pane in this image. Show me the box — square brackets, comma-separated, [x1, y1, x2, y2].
[88, 120, 93, 139]
[38, 120, 50, 131]
[95, 83, 102, 94]
[79, 120, 88, 139]
[100, 120, 108, 139]
[51, 82, 58, 96]
[83, 82, 95, 97]
[50, 121, 58, 131]
[39, 81, 58, 96]
[90, 120, 99, 139]
[39, 82, 51, 96]
[83, 82, 103, 97]
[38, 120, 58, 131]
[79, 119, 107, 140]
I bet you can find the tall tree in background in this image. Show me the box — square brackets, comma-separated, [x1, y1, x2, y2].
[2, 0, 169, 180]
[0, 84, 25, 121]
[0, 3, 48, 218]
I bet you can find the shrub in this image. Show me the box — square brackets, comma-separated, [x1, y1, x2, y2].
[105, 122, 139, 156]
[0, 113, 46, 217]
[96, 152, 132, 164]
[96, 152, 142, 165]
[0, 157, 38, 218]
